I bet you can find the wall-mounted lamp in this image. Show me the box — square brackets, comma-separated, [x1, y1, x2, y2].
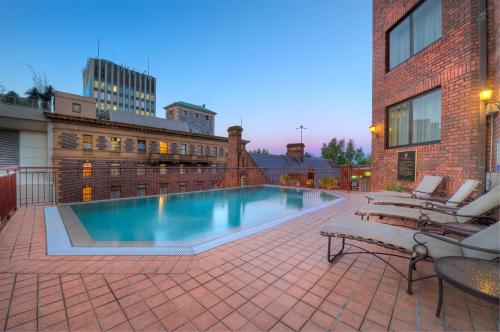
[480, 88, 500, 115]
[369, 125, 380, 138]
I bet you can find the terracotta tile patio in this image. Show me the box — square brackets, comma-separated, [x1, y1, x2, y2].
[0, 192, 497, 331]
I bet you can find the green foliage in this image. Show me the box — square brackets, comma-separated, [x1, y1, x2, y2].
[279, 174, 291, 184]
[319, 177, 338, 189]
[384, 182, 403, 192]
[304, 152, 314, 158]
[321, 138, 370, 165]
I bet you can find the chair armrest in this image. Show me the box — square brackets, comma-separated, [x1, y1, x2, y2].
[414, 231, 500, 255]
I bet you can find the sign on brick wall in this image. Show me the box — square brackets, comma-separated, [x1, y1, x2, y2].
[398, 150, 416, 182]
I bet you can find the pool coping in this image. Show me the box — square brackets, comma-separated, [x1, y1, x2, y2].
[44, 186, 346, 255]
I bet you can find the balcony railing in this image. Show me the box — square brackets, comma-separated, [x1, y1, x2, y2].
[0, 94, 50, 110]
[5, 164, 370, 206]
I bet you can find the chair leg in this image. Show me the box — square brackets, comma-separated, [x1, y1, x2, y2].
[436, 277, 443, 317]
[327, 236, 345, 263]
[407, 258, 415, 295]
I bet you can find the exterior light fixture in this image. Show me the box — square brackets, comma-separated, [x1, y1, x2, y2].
[479, 89, 493, 102]
[368, 125, 376, 133]
[480, 88, 500, 115]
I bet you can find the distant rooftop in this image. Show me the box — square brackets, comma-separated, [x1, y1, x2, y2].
[164, 101, 217, 115]
[108, 111, 189, 132]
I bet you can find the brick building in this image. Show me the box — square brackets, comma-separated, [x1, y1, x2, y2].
[371, 0, 500, 193]
[48, 92, 230, 202]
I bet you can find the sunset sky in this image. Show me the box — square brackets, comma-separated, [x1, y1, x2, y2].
[0, 0, 372, 156]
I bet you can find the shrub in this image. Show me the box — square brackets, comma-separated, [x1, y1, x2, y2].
[320, 177, 337, 190]
[279, 174, 291, 186]
[384, 182, 403, 192]
[306, 179, 315, 188]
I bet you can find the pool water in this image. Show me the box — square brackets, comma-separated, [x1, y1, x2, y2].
[69, 186, 337, 243]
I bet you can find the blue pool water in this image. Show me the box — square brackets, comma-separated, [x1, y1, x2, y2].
[69, 186, 337, 243]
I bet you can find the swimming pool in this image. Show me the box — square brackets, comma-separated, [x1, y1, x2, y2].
[44, 186, 343, 255]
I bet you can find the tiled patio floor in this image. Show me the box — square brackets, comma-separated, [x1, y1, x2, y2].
[0, 192, 497, 331]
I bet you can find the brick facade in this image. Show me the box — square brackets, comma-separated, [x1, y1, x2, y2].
[372, 0, 500, 194]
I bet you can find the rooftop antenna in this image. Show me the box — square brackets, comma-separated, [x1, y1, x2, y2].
[240, 117, 243, 127]
[97, 38, 100, 59]
[296, 125, 307, 144]
[147, 57, 150, 76]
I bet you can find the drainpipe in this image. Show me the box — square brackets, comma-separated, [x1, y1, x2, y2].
[477, 0, 487, 189]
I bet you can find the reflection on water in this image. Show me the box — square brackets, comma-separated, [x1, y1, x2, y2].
[70, 186, 336, 242]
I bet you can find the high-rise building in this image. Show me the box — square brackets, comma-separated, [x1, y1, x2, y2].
[82, 58, 156, 118]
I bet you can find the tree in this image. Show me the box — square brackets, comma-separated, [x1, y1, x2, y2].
[1, 90, 19, 103]
[25, 87, 41, 101]
[321, 138, 370, 165]
[304, 152, 314, 158]
[42, 85, 55, 102]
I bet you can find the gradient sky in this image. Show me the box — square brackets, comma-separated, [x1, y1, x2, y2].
[0, 0, 372, 156]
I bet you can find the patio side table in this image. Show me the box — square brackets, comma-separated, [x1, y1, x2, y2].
[434, 257, 499, 317]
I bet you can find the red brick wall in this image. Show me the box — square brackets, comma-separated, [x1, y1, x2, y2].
[372, 0, 499, 194]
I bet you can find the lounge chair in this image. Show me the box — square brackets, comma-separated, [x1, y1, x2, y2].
[371, 179, 481, 209]
[356, 185, 500, 228]
[365, 175, 444, 201]
[320, 218, 499, 294]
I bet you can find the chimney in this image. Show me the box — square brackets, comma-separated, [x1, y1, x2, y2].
[225, 125, 243, 187]
[286, 143, 305, 163]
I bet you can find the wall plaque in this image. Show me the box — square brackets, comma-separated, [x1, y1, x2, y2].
[397, 150, 416, 182]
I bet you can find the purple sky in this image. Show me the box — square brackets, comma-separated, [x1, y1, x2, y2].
[0, 0, 372, 156]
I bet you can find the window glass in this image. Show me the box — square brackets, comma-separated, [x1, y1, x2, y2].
[137, 163, 146, 176]
[388, 102, 410, 147]
[413, 0, 442, 54]
[82, 162, 92, 177]
[110, 137, 121, 152]
[72, 103, 81, 113]
[83, 135, 92, 151]
[137, 139, 146, 153]
[197, 145, 203, 156]
[160, 164, 167, 175]
[159, 185, 168, 194]
[83, 186, 92, 201]
[412, 90, 441, 143]
[111, 162, 121, 176]
[389, 17, 410, 69]
[179, 144, 186, 155]
[387, 89, 441, 147]
[159, 141, 168, 154]
[111, 186, 120, 199]
[137, 184, 146, 197]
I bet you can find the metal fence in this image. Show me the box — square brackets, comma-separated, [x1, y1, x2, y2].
[5, 165, 371, 206]
[0, 94, 50, 110]
[0, 168, 17, 228]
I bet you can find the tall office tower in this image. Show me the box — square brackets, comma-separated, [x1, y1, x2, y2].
[82, 58, 156, 118]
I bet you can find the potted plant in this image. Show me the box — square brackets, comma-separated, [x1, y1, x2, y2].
[384, 182, 403, 192]
[320, 177, 337, 190]
[306, 179, 315, 188]
[279, 174, 291, 186]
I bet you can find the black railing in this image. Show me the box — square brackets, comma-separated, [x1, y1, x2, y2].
[12, 164, 370, 206]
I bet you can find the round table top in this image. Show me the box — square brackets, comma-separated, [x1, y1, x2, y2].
[434, 257, 499, 304]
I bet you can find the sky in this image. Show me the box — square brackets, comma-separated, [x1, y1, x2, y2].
[0, 0, 372, 156]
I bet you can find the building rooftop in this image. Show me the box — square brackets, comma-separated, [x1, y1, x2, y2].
[249, 152, 339, 182]
[164, 101, 217, 115]
[108, 111, 190, 132]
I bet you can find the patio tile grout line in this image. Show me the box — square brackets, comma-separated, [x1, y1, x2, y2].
[2, 274, 16, 331]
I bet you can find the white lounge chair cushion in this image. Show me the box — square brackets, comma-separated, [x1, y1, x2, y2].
[356, 204, 458, 225]
[444, 179, 481, 207]
[365, 175, 443, 201]
[461, 222, 500, 260]
[456, 185, 500, 223]
[321, 217, 463, 259]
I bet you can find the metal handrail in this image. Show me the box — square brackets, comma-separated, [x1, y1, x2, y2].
[0, 94, 50, 110]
